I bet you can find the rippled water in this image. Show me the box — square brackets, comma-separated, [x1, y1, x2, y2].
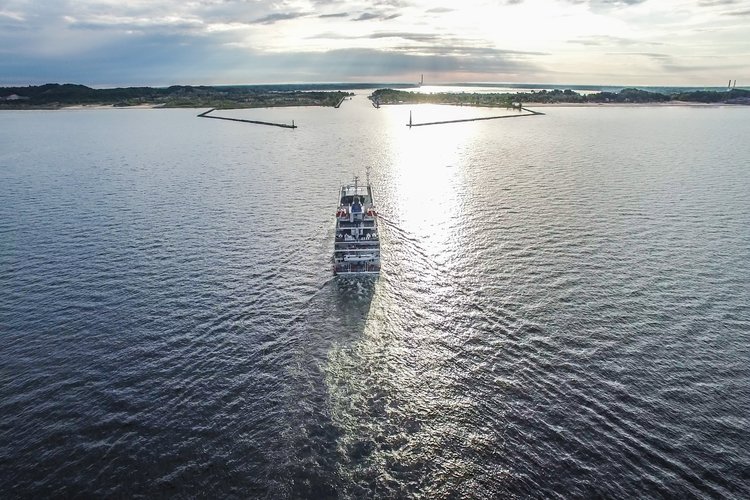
[1, 97, 749, 498]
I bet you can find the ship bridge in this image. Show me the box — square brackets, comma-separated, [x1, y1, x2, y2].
[340, 185, 373, 205]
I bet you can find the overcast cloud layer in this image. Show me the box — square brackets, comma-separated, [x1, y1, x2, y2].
[0, 0, 748, 85]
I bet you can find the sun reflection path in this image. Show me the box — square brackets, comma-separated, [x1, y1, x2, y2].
[323, 258, 511, 497]
[319, 104, 519, 496]
[387, 112, 477, 266]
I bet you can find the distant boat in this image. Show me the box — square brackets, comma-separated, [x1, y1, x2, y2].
[333, 175, 380, 275]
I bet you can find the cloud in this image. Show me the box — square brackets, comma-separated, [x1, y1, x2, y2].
[371, 0, 412, 7]
[252, 12, 310, 24]
[312, 31, 547, 59]
[0, 10, 25, 21]
[65, 15, 205, 33]
[697, 0, 750, 16]
[660, 61, 747, 72]
[353, 11, 402, 21]
[307, 30, 439, 43]
[364, 33, 547, 56]
[0, 31, 230, 86]
[564, 0, 647, 8]
[595, 0, 647, 4]
[697, 0, 737, 5]
[0, 0, 748, 86]
[390, 45, 548, 57]
[600, 51, 746, 76]
[568, 35, 641, 46]
[367, 31, 443, 42]
[353, 12, 379, 21]
[0, 37, 541, 86]
[284, 47, 540, 78]
[606, 52, 671, 59]
[318, 12, 349, 18]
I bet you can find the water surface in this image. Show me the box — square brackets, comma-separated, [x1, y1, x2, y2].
[1, 97, 749, 498]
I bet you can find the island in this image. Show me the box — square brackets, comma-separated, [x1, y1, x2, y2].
[370, 87, 750, 107]
[0, 83, 354, 109]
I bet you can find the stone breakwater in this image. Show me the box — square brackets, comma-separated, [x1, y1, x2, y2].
[197, 108, 297, 129]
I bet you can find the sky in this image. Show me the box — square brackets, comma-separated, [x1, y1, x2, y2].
[0, 0, 748, 87]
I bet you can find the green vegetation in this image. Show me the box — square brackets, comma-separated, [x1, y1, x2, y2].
[0, 83, 353, 109]
[371, 88, 516, 107]
[3, 83, 748, 109]
[370, 87, 750, 106]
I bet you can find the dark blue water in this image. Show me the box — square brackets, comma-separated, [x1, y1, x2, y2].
[1, 99, 749, 498]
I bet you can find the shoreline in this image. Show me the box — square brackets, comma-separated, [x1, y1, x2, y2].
[1, 102, 347, 111]
[4, 84, 747, 110]
[65, 103, 161, 110]
[524, 101, 738, 108]
[2, 101, 746, 112]
[376, 100, 746, 109]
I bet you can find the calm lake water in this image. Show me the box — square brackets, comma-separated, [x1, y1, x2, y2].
[1, 95, 749, 498]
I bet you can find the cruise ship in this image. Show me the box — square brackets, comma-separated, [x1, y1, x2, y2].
[333, 176, 380, 275]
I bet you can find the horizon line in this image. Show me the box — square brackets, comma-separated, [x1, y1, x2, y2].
[1, 81, 745, 91]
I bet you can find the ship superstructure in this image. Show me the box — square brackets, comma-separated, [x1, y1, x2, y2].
[333, 176, 380, 275]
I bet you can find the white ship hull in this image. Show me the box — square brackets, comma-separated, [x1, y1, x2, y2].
[333, 176, 380, 276]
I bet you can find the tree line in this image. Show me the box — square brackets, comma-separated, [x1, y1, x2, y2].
[0, 83, 353, 108]
[370, 87, 750, 106]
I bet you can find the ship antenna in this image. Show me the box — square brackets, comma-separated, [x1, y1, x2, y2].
[366, 166, 371, 186]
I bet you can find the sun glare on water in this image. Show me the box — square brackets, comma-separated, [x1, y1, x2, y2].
[387, 106, 476, 265]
